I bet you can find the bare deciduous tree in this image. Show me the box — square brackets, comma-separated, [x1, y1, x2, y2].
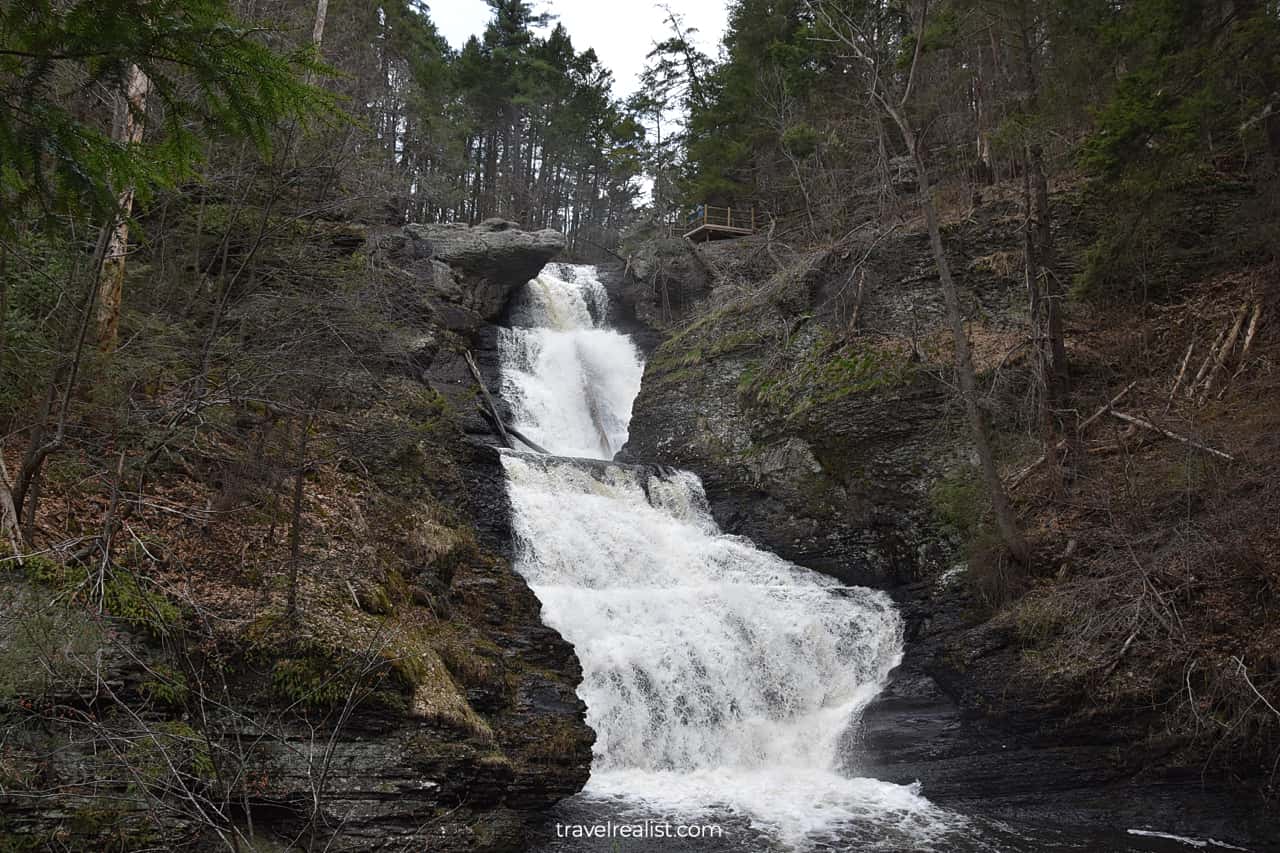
[96, 64, 151, 353]
[811, 0, 1030, 564]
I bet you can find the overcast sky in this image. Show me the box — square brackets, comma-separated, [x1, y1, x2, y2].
[431, 0, 729, 97]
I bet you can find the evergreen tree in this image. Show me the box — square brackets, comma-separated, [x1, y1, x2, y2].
[0, 0, 329, 234]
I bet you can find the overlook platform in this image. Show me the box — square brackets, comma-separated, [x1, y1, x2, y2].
[681, 205, 756, 242]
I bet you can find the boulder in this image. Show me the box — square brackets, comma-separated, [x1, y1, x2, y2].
[404, 219, 565, 320]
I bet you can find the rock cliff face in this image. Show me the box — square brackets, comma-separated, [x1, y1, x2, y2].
[0, 222, 588, 852]
[618, 220, 999, 587]
[616, 197, 1279, 845]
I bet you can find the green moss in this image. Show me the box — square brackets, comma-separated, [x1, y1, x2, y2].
[707, 328, 764, 356]
[139, 664, 190, 708]
[12, 556, 182, 638]
[477, 751, 514, 770]
[401, 646, 494, 741]
[125, 721, 217, 795]
[102, 570, 183, 638]
[14, 552, 72, 587]
[928, 467, 986, 539]
[430, 534, 480, 586]
[739, 330, 914, 420]
[0, 833, 42, 853]
[647, 365, 700, 390]
[1009, 591, 1071, 648]
[68, 805, 125, 838]
[0, 595, 106, 701]
[355, 584, 393, 616]
[646, 342, 704, 374]
[435, 632, 502, 689]
[519, 718, 591, 763]
[271, 647, 367, 708]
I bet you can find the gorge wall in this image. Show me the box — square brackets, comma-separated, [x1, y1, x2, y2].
[613, 188, 1280, 847]
[0, 221, 592, 852]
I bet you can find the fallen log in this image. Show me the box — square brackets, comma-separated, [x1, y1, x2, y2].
[1188, 322, 1229, 395]
[506, 423, 549, 455]
[1167, 338, 1196, 408]
[474, 403, 550, 454]
[0, 450, 23, 560]
[1199, 301, 1250, 402]
[1007, 381, 1137, 490]
[1227, 302, 1263, 385]
[1106, 410, 1234, 461]
[464, 349, 510, 449]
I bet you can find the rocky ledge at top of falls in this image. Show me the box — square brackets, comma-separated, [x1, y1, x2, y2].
[393, 218, 567, 325]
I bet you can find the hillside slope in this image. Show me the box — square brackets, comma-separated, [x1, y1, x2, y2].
[0, 221, 591, 851]
[617, 181, 1279, 845]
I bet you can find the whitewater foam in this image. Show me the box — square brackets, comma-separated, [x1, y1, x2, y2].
[498, 265, 971, 849]
[499, 263, 642, 459]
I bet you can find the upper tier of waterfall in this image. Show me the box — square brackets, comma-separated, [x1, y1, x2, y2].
[499, 263, 643, 460]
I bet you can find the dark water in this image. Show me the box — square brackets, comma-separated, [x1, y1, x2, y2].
[528, 793, 1259, 853]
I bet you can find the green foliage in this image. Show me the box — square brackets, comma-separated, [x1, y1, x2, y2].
[781, 123, 820, 159]
[102, 570, 182, 638]
[682, 0, 815, 204]
[270, 644, 372, 709]
[929, 466, 1017, 605]
[272, 656, 351, 708]
[0, 231, 73, 414]
[739, 330, 915, 421]
[1070, 1, 1280, 299]
[0, 591, 105, 702]
[929, 466, 987, 540]
[0, 0, 332, 232]
[675, 0, 1279, 261]
[139, 664, 190, 708]
[125, 720, 217, 793]
[446, 3, 642, 227]
[1077, 1, 1275, 178]
[12, 556, 181, 638]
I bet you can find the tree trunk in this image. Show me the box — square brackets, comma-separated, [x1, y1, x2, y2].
[910, 141, 1030, 564]
[95, 64, 150, 353]
[285, 408, 315, 620]
[1029, 144, 1068, 407]
[0, 245, 8, 366]
[312, 0, 329, 48]
[811, 0, 1030, 563]
[974, 32, 994, 184]
[1022, 166, 1049, 432]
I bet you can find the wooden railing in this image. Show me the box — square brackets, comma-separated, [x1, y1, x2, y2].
[684, 204, 756, 233]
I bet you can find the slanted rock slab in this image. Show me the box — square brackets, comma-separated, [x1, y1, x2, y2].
[405, 219, 565, 320]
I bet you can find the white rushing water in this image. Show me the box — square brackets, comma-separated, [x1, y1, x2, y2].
[499, 263, 643, 459]
[498, 264, 966, 849]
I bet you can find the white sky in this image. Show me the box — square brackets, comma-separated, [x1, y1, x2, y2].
[430, 0, 729, 97]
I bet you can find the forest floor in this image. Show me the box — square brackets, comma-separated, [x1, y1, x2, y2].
[992, 259, 1280, 790]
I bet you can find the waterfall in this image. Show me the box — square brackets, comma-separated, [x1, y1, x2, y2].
[499, 263, 643, 459]
[498, 264, 966, 849]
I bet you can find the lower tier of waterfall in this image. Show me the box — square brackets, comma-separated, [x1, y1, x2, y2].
[502, 452, 972, 850]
